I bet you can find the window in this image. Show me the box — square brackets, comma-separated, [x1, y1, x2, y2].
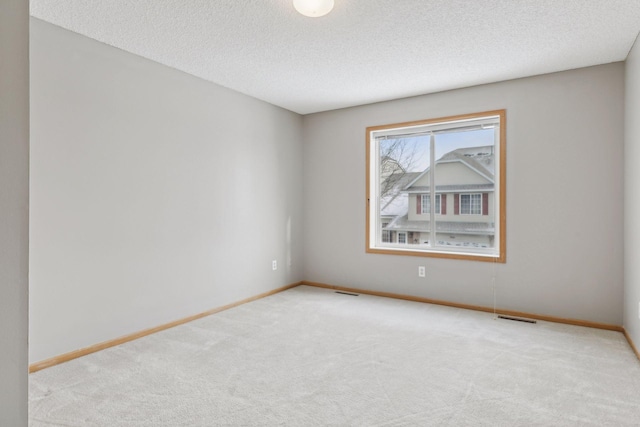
[460, 193, 481, 215]
[366, 110, 506, 262]
[421, 194, 441, 215]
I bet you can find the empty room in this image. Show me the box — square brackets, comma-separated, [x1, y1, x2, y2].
[3, 0, 640, 425]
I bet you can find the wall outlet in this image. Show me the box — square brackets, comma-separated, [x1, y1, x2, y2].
[638, 301, 640, 320]
[418, 266, 426, 278]
[272, 260, 277, 271]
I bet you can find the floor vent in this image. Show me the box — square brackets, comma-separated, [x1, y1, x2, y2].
[335, 291, 359, 296]
[498, 315, 537, 324]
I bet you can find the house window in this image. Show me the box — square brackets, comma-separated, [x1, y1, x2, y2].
[421, 194, 441, 215]
[366, 110, 506, 263]
[460, 193, 481, 215]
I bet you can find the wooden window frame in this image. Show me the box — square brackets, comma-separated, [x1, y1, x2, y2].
[365, 110, 506, 263]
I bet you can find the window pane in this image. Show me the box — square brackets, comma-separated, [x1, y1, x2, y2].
[377, 135, 430, 248]
[421, 194, 430, 213]
[433, 129, 496, 251]
[470, 194, 481, 215]
[461, 194, 471, 214]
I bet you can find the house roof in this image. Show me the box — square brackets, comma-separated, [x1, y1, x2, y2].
[440, 146, 495, 177]
[385, 215, 495, 236]
[404, 146, 495, 191]
[405, 184, 494, 194]
[380, 172, 420, 217]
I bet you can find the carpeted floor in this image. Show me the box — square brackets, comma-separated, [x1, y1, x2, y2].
[29, 285, 640, 426]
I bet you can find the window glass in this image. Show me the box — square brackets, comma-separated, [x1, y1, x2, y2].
[367, 110, 506, 262]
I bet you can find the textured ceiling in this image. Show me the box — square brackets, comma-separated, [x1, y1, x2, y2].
[30, 0, 640, 114]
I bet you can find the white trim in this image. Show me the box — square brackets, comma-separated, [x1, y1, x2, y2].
[403, 156, 494, 190]
[405, 188, 494, 194]
[435, 159, 495, 183]
[372, 116, 499, 140]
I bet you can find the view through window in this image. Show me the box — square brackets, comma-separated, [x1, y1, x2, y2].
[366, 110, 506, 262]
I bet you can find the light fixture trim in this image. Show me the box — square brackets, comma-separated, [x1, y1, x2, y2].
[293, 0, 335, 18]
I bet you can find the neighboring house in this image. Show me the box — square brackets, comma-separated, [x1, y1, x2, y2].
[379, 172, 420, 243]
[378, 156, 420, 243]
[379, 156, 421, 242]
[383, 146, 495, 248]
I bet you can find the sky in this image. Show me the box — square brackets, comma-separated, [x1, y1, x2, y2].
[381, 128, 495, 172]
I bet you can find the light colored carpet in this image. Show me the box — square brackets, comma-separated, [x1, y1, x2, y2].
[29, 285, 640, 426]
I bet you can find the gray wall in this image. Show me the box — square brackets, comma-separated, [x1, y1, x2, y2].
[28, 15, 632, 367]
[30, 19, 304, 363]
[303, 64, 625, 326]
[625, 37, 640, 346]
[0, 0, 29, 425]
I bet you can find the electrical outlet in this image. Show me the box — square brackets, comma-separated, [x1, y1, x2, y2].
[638, 301, 640, 320]
[272, 260, 277, 271]
[418, 266, 426, 278]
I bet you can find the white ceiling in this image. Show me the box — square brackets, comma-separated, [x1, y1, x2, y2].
[30, 0, 640, 115]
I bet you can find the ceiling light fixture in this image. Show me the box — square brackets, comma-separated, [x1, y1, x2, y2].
[293, 0, 335, 18]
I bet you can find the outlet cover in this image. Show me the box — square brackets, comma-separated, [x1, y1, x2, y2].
[418, 266, 426, 277]
[272, 260, 277, 271]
